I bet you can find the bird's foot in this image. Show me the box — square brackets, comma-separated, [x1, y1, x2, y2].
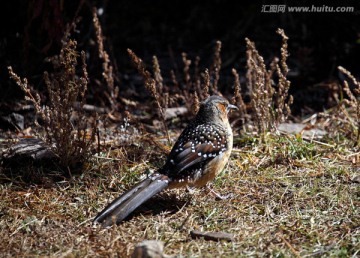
[206, 185, 233, 200]
[186, 185, 197, 194]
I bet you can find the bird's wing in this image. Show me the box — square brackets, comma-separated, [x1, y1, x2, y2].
[164, 123, 229, 173]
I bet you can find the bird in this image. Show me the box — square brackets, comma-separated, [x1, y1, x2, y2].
[93, 95, 238, 227]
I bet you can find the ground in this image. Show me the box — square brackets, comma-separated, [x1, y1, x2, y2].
[1, 132, 359, 257]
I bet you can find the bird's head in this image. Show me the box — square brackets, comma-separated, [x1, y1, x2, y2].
[196, 95, 238, 123]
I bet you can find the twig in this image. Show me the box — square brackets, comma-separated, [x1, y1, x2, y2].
[278, 234, 301, 258]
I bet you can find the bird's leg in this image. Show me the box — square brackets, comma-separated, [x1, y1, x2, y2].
[186, 185, 197, 194]
[205, 184, 233, 200]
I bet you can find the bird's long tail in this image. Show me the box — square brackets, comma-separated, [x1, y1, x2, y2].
[93, 174, 169, 227]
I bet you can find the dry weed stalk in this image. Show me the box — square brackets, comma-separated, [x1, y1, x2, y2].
[127, 49, 171, 144]
[275, 28, 293, 123]
[193, 56, 202, 96]
[193, 92, 200, 114]
[182, 52, 192, 90]
[93, 8, 119, 110]
[202, 68, 210, 99]
[338, 66, 360, 145]
[170, 69, 179, 88]
[153, 56, 164, 95]
[245, 37, 273, 133]
[245, 44, 254, 96]
[231, 68, 246, 116]
[245, 29, 293, 133]
[210, 40, 222, 94]
[194, 56, 201, 82]
[8, 39, 96, 169]
[152, 43, 222, 114]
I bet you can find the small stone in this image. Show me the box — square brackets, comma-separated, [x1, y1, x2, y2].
[131, 240, 174, 258]
[190, 230, 234, 242]
[352, 175, 360, 183]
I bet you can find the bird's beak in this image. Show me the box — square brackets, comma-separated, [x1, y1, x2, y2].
[227, 104, 238, 113]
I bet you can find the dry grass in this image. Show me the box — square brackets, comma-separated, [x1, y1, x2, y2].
[1, 132, 359, 257]
[231, 68, 247, 117]
[337, 66, 360, 146]
[7, 38, 96, 170]
[209, 40, 222, 95]
[93, 7, 119, 111]
[127, 48, 171, 145]
[245, 29, 293, 134]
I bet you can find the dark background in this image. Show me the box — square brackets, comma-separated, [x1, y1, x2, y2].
[1, 0, 359, 116]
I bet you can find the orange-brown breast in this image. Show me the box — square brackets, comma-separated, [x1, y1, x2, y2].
[190, 149, 231, 188]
